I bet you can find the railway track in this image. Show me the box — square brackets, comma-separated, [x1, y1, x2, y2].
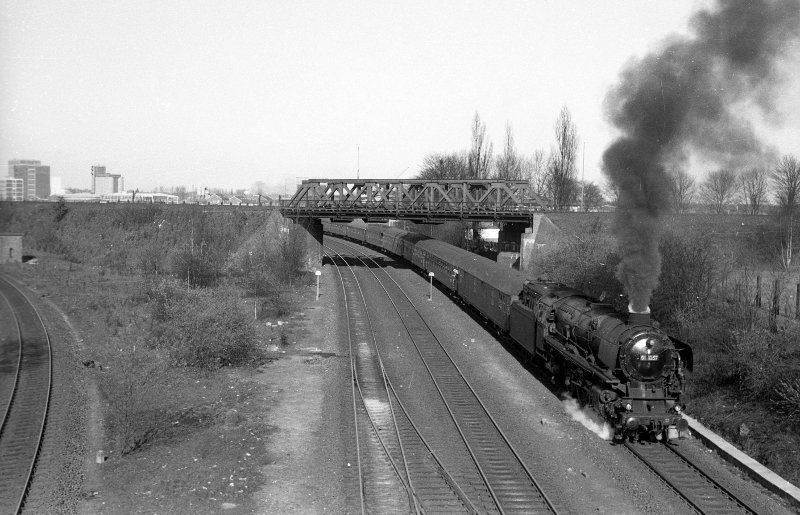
[624, 441, 761, 514]
[328, 238, 562, 515]
[328, 247, 477, 514]
[0, 276, 53, 514]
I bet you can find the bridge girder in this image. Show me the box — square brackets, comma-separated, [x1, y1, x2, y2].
[279, 179, 548, 222]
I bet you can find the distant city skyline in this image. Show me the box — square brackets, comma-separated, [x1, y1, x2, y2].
[2, 1, 799, 194]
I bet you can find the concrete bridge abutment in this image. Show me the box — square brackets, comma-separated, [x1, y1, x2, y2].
[290, 216, 323, 269]
[519, 214, 563, 276]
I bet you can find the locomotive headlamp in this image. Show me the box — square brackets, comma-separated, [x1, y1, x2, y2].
[674, 405, 681, 413]
[646, 339, 654, 349]
[625, 403, 632, 411]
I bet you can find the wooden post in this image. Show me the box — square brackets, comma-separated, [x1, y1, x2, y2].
[756, 276, 761, 308]
[774, 279, 780, 317]
[770, 279, 781, 333]
[796, 283, 799, 319]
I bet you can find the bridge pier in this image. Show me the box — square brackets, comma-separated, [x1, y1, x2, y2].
[292, 217, 323, 268]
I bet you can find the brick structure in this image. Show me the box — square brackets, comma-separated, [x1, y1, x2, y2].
[0, 233, 23, 263]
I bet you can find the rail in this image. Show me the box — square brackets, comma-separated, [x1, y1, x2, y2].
[329, 237, 561, 514]
[0, 276, 53, 515]
[624, 441, 761, 514]
[327, 245, 476, 514]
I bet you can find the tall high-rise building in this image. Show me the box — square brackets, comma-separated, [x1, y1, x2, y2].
[91, 165, 124, 195]
[8, 159, 51, 200]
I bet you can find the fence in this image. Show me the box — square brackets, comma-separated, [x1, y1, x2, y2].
[725, 274, 800, 331]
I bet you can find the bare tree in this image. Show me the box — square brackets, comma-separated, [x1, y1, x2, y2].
[739, 168, 768, 216]
[494, 122, 522, 180]
[668, 168, 696, 213]
[771, 154, 800, 267]
[417, 152, 469, 180]
[547, 106, 579, 210]
[602, 179, 620, 207]
[700, 169, 738, 214]
[580, 181, 605, 211]
[523, 149, 548, 197]
[467, 112, 493, 179]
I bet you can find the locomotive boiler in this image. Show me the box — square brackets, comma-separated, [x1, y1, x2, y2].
[511, 280, 692, 441]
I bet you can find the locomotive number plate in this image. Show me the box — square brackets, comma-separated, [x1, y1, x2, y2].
[639, 355, 660, 361]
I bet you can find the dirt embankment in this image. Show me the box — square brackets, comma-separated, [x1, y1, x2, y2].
[5, 256, 349, 514]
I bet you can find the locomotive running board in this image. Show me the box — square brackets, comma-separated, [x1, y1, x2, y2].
[543, 335, 620, 385]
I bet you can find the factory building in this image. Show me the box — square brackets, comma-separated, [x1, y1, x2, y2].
[0, 177, 24, 201]
[91, 165, 124, 195]
[8, 159, 50, 200]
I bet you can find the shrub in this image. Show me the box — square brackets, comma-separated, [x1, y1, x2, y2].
[775, 378, 800, 422]
[146, 279, 186, 325]
[137, 240, 166, 276]
[156, 286, 261, 370]
[723, 328, 800, 405]
[168, 246, 221, 287]
[97, 333, 177, 455]
[536, 218, 623, 306]
[259, 288, 298, 319]
[651, 231, 730, 323]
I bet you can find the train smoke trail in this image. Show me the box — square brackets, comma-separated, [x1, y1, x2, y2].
[602, 0, 800, 312]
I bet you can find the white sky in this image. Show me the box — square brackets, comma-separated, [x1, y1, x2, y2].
[2, 0, 799, 193]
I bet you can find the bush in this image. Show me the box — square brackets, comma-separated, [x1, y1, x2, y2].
[97, 333, 177, 455]
[146, 279, 187, 325]
[168, 246, 221, 287]
[775, 378, 800, 422]
[652, 231, 731, 323]
[537, 218, 623, 306]
[259, 288, 298, 319]
[723, 328, 800, 405]
[155, 286, 262, 370]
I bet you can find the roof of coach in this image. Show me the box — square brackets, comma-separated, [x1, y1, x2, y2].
[366, 224, 386, 234]
[381, 227, 407, 239]
[398, 231, 431, 244]
[416, 239, 527, 295]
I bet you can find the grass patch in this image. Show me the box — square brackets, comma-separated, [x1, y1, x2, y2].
[690, 389, 800, 485]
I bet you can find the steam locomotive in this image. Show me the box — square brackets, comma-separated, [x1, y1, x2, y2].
[323, 221, 693, 442]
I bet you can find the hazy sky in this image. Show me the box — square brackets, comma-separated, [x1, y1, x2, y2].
[2, 1, 799, 193]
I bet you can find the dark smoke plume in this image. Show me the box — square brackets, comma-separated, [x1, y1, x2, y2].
[602, 0, 800, 312]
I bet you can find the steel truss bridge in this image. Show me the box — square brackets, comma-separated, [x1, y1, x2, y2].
[279, 179, 548, 222]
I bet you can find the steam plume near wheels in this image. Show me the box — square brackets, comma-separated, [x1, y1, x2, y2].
[602, 0, 800, 312]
